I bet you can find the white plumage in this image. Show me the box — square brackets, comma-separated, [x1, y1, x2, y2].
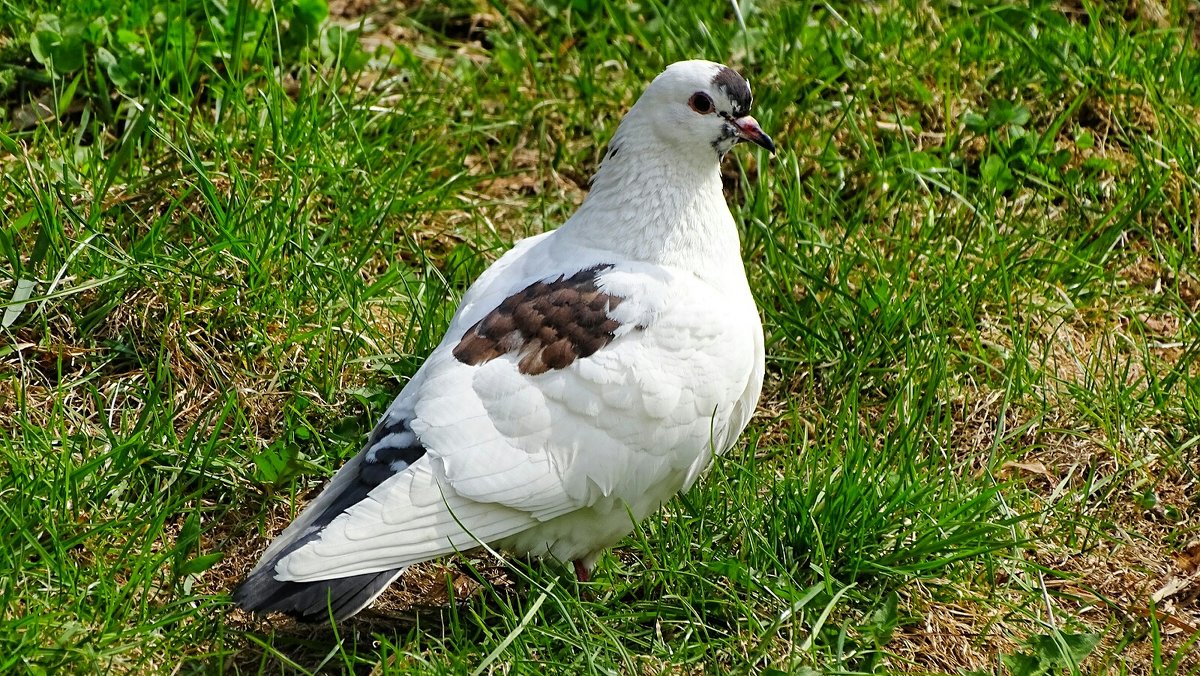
[234, 59, 773, 621]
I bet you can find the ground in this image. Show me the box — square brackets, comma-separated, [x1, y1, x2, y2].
[1, 0, 1198, 673]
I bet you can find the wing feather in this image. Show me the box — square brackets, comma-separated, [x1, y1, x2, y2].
[279, 462, 536, 580]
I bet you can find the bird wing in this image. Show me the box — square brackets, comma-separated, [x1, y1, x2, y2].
[271, 239, 762, 583]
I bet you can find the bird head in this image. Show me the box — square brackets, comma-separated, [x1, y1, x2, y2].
[627, 60, 775, 162]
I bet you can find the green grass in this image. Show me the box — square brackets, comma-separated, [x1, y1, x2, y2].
[2, 0, 1199, 672]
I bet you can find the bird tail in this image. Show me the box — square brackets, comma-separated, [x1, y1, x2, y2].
[233, 564, 406, 622]
[233, 446, 409, 622]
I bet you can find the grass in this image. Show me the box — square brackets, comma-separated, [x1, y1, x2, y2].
[2, 0, 1199, 672]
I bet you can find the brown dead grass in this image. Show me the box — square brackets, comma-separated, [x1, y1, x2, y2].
[889, 578, 1022, 673]
[886, 403, 1199, 671]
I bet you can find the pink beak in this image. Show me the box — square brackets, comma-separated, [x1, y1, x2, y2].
[733, 116, 776, 153]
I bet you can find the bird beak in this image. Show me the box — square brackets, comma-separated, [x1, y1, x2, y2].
[733, 116, 775, 154]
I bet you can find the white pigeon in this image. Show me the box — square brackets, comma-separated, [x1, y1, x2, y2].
[234, 59, 774, 621]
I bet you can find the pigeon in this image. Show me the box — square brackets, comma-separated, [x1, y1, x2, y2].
[233, 59, 774, 621]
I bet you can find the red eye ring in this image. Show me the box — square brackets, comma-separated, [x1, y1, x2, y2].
[688, 92, 715, 115]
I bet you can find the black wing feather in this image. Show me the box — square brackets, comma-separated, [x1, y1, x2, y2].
[233, 418, 425, 621]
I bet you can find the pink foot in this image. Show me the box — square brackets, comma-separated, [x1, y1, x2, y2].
[573, 560, 590, 582]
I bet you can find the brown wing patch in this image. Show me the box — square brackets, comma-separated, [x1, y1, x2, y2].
[453, 265, 624, 375]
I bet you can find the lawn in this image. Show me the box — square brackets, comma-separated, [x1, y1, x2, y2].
[1, 0, 1198, 673]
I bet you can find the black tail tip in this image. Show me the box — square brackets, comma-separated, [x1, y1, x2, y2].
[232, 568, 405, 623]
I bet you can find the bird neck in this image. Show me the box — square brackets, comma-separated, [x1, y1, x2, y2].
[558, 117, 745, 282]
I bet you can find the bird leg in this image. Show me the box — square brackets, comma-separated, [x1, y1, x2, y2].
[572, 560, 590, 583]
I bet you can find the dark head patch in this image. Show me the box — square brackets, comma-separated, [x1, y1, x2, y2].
[454, 265, 624, 375]
[711, 66, 752, 118]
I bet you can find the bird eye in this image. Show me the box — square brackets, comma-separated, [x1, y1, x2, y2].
[688, 92, 715, 115]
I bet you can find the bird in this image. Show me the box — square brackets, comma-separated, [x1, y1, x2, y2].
[233, 59, 774, 621]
